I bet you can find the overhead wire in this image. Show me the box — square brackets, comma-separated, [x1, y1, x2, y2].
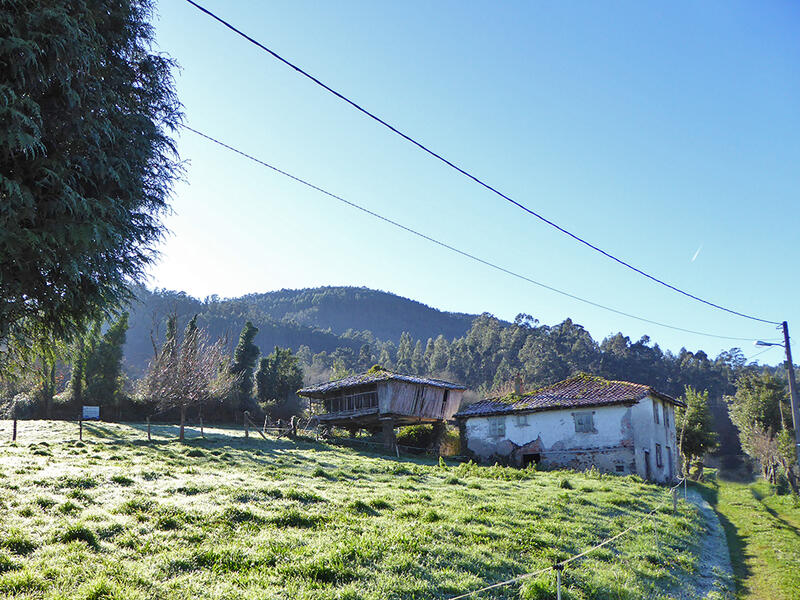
[181, 125, 767, 343]
[183, 0, 781, 327]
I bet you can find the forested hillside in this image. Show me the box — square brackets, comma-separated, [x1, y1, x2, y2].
[125, 286, 781, 455]
[124, 286, 479, 376]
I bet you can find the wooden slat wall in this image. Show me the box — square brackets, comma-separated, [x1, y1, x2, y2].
[384, 382, 463, 419]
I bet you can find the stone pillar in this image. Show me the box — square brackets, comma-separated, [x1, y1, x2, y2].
[431, 421, 446, 455]
[380, 417, 396, 450]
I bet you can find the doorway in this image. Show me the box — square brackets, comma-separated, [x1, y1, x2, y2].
[644, 450, 651, 480]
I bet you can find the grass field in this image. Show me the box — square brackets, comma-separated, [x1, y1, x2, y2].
[0, 420, 706, 600]
[694, 476, 800, 600]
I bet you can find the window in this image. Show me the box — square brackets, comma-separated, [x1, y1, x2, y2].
[663, 404, 669, 428]
[489, 418, 506, 438]
[442, 389, 450, 414]
[615, 464, 625, 473]
[655, 444, 663, 468]
[653, 400, 660, 424]
[573, 411, 594, 433]
[514, 414, 529, 427]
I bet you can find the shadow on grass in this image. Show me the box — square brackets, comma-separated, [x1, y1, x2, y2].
[750, 487, 800, 538]
[693, 481, 752, 597]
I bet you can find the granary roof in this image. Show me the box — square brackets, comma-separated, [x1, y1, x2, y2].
[297, 368, 466, 398]
[455, 373, 683, 418]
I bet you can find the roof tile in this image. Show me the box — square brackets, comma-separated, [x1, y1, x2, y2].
[455, 373, 682, 418]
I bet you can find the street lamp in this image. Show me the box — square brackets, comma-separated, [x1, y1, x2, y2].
[754, 322, 800, 466]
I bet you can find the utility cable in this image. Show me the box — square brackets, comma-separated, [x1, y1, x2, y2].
[183, 0, 781, 326]
[182, 125, 767, 343]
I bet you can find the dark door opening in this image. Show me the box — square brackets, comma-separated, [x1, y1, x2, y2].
[644, 450, 651, 480]
[522, 453, 541, 467]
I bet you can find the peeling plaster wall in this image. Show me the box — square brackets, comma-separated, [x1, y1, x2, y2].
[462, 397, 681, 482]
[630, 396, 679, 484]
[462, 404, 637, 475]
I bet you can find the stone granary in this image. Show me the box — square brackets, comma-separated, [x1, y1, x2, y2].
[298, 368, 465, 448]
[455, 374, 684, 483]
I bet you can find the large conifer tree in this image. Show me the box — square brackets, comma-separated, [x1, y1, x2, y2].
[0, 0, 182, 370]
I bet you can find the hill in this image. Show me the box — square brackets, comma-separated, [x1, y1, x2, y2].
[0, 420, 707, 599]
[123, 286, 480, 376]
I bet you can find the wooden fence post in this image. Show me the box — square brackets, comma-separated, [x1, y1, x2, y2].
[147, 417, 151, 442]
[79, 419, 83, 441]
[244, 412, 249, 438]
[12, 419, 17, 442]
[200, 416, 204, 438]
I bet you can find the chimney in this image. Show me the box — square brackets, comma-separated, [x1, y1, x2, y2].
[513, 373, 523, 395]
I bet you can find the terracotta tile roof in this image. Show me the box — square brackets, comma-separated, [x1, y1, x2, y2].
[298, 369, 465, 398]
[455, 373, 682, 418]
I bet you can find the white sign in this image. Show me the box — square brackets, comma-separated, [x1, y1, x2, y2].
[82, 406, 100, 420]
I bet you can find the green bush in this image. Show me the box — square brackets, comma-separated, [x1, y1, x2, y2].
[396, 424, 435, 448]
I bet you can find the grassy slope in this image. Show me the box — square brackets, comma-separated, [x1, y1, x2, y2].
[694, 477, 800, 600]
[0, 421, 704, 600]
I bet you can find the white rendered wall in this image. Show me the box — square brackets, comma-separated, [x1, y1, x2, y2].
[463, 404, 636, 473]
[630, 395, 679, 483]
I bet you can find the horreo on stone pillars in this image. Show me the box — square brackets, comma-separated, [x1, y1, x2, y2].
[381, 417, 396, 450]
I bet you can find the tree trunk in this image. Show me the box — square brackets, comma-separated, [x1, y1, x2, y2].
[179, 404, 186, 442]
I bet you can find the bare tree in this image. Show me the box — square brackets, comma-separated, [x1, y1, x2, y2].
[142, 314, 237, 441]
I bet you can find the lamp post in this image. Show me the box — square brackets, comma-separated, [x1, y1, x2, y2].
[755, 321, 800, 464]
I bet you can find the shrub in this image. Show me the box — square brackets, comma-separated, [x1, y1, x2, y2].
[396, 424, 434, 448]
[559, 478, 573, 490]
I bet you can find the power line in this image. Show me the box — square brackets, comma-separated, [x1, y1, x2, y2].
[182, 124, 767, 343]
[183, 0, 781, 327]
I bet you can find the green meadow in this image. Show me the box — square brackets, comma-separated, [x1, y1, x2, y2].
[0, 421, 706, 600]
[695, 476, 800, 600]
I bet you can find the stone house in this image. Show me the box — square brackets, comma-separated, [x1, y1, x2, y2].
[455, 374, 684, 483]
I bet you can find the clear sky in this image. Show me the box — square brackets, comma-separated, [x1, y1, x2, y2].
[148, 0, 799, 364]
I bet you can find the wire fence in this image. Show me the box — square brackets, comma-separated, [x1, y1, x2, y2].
[2, 416, 696, 598]
[446, 476, 690, 600]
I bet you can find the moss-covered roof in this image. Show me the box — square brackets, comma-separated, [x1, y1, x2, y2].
[298, 368, 465, 398]
[455, 373, 682, 418]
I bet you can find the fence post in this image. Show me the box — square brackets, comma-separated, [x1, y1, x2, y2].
[147, 417, 151, 442]
[672, 487, 677, 513]
[200, 416, 204, 438]
[684, 477, 687, 501]
[79, 419, 83, 441]
[244, 412, 249, 438]
[555, 565, 563, 600]
[12, 419, 17, 442]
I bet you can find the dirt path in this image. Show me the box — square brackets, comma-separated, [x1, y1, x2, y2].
[670, 488, 734, 599]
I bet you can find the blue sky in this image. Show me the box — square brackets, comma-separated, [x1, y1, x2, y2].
[148, 1, 799, 363]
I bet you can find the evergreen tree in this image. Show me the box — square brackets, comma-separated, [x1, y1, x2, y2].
[676, 386, 718, 477]
[231, 321, 259, 410]
[0, 0, 182, 370]
[84, 313, 129, 413]
[67, 322, 100, 405]
[396, 332, 414, 372]
[255, 346, 305, 420]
